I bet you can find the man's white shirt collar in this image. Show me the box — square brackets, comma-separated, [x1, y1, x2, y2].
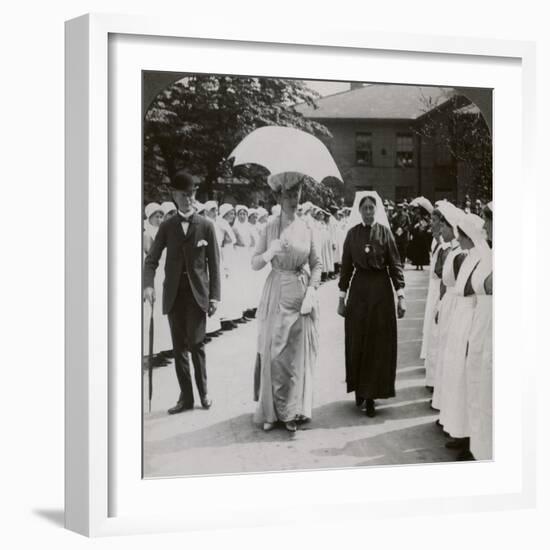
[178, 209, 194, 220]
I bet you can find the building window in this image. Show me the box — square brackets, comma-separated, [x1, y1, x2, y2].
[396, 133, 414, 167]
[355, 132, 373, 166]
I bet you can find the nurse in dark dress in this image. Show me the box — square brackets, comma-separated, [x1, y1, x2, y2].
[337, 191, 406, 417]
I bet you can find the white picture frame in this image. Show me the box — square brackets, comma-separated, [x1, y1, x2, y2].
[65, 13, 537, 537]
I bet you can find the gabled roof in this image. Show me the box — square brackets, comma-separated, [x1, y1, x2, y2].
[296, 84, 457, 120]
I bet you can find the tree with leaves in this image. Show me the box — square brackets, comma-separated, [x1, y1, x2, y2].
[415, 95, 492, 204]
[144, 75, 338, 207]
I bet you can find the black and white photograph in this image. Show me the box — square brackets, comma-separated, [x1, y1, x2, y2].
[4, 0, 547, 544]
[141, 72, 494, 478]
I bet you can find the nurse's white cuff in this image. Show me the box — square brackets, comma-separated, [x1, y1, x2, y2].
[339, 291, 346, 298]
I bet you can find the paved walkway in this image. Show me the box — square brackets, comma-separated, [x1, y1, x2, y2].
[143, 267, 456, 477]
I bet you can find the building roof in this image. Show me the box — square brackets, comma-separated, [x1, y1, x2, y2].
[454, 103, 482, 115]
[296, 84, 457, 120]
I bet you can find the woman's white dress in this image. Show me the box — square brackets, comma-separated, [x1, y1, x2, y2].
[143, 222, 173, 354]
[319, 223, 332, 274]
[423, 241, 449, 387]
[466, 249, 493, 459]
[329, 216, 341, 267]
[431, 244, 463, 411]
[252, 215, 322, 424]
[249, 222, 269, 310]
[438, 247, 483, 438]
[421, 239, 441, 364]
[205, 217, 222, 334]
[216, 218, 243, 321]
[233, 219, 256, 311]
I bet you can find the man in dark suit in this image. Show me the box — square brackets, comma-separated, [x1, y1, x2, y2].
[143, 171, 221, 414]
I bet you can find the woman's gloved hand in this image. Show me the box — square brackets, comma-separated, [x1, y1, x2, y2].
[337, 296, 346, 318]
[262, 239, 284, 263]
[300, 286, 317, 315]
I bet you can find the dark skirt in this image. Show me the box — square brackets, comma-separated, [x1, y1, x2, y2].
[344, 269, 397, 399]
[394, 235, 409, 265]
[409, 231, 431, 266]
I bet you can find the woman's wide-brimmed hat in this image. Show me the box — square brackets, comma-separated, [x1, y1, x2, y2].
[267, 171, 307, 193]
[235, 204, 249, 215]
[160, 201, 176, 215]
[410, 196, 434, 214]
[203, 200, 218, 213]
[457, 212, 486, 244]
[219, 203, 235, 218]
[256, 207, 268, 219]
[145, 202, 163, 219]
[435, 201, 461, 230]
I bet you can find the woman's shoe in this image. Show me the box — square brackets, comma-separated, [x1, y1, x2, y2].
[365, 399, 376, 417]
[285, 421, 297, 432]
[263, 422, 275, 432]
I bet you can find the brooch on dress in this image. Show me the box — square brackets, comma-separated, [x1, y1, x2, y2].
[364, 244, 371, 254]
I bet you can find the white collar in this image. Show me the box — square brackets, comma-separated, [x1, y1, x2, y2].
[178, 209, 194, 220]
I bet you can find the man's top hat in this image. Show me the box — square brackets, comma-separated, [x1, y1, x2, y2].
[169, 170, 198, 192]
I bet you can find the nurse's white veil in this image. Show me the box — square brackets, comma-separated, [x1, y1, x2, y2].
[346, 191, 390, 233]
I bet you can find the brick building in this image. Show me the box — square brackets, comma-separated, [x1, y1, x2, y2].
[296, 83, 488, 204]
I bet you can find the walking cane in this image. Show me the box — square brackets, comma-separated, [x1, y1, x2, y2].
[148, 301, 154, 413]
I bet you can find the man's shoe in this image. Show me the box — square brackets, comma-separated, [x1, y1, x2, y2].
[365, 399, 376, 418]
[167, 402, 193, 415]
[200, 397, 212, 409]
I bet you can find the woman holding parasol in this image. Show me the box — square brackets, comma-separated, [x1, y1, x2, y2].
[229, 126, 343, 433]
[251, 172, 322, 432]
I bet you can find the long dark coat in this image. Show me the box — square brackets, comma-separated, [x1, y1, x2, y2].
[143, 213, 221, 315]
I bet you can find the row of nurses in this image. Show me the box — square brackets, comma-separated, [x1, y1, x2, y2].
[424, 201, 493, 461]
[143, 201, 178, 358]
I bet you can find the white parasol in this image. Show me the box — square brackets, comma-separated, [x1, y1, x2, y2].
[228, 126, 343, 183]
